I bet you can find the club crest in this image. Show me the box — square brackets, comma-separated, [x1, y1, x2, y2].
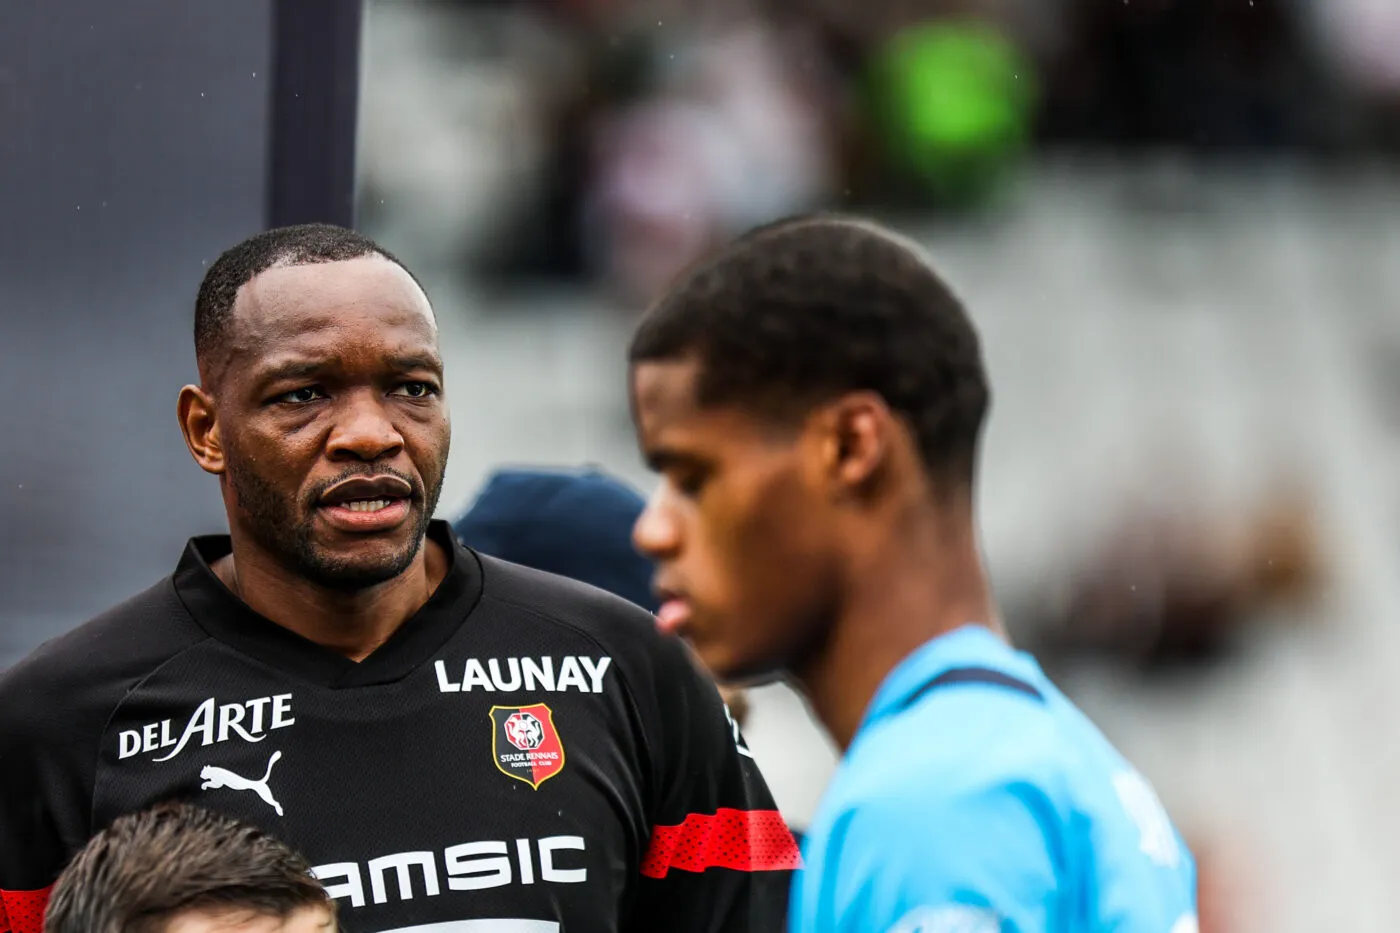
[489, 703, 565, 789]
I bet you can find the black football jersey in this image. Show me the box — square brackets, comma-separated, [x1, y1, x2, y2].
[0, 521, 799, 933]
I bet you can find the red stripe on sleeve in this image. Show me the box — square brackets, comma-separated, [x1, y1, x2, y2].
[1, 886, 53, 933]
[641, 808, 802, 878]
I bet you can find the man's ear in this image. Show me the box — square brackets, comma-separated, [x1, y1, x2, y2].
[178, 384, 226, 475]
[816, 391, 893, 494]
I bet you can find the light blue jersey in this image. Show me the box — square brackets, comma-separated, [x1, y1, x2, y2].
[790, 625, 1197, 933]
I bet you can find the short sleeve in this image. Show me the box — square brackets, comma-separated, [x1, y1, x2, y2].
[809, 780, 1064, 933]
[0, 671, 70, 931]
[624, 636, 800, 933]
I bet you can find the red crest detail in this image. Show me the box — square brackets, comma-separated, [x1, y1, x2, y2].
[490, 704, 565, 789]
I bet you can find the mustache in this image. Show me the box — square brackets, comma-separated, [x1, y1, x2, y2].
[306, 466, 421, 505]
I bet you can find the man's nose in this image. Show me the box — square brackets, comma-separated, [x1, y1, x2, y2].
[633, 485, 681, 560]
[327, 392, 404, 462]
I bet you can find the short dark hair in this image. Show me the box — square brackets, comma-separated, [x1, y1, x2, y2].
[45, 803, 332, 933]
[194, 223, 419, 377]
[629, 214, 990, 485]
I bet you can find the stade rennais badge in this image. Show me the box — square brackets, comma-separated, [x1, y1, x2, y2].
[490, 703, 565, 789]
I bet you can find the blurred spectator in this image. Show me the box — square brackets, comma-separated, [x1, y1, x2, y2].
[1026, 482, 1324, 672]
[1314, 0, 1400, 97]
[1039, 0, 1319, 151]
[860, 17, 1037, 207]
[1310, 0, 1400, 147]
[755, 0, 1045, 207]
[579, 16, 837, 304]
[44, 803, 332, 933]
[454, 467, 659, 612]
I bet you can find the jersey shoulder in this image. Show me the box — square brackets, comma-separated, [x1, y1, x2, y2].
[841, 677, 1070, 814]
[796, 688, 1067, 933]
[0, 576, 207, 740]
[1036, 693, 1198, 925]
[836, 670, 1171, 838]
[809, 668, 1196, 931]
[809, 676, 1076, 877]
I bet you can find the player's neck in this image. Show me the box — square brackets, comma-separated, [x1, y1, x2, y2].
[211, 537, 450, 662]
[795, 511, 1000, 753]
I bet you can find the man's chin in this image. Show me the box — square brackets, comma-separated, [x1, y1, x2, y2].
[695, 641, 786, 688]
[302, 559, 412, 592]
[300, 537, 424, 592]
[715, 667, 786, 690]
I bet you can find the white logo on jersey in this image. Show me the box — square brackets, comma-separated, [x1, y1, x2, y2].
[885, 905, 1000, 933]
[723, 703, 754, 760]
[504, 711, 545, 750]
[200, 750, 285, 816]
[1112, 769, 1181, 869]
[118, 693, 295, 762]
[435, 657, 612, 694]
[312, 836, 588, 907]
[1169, 915, 1199, 933]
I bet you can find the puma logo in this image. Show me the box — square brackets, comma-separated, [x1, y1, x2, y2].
[200, 750, 284, 816]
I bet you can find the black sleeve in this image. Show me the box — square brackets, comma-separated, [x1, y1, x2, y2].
[0, 719, 58, 933]
[0, 654, 96, 933]
[625, 637, 799, 933]
[0, 583, 203, 933]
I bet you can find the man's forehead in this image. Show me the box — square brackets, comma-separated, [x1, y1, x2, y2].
[631, 358, 702, 417]
[632, 359, 789, 462]
[249, 342, 444, 378]
[231, 256, 435, 344]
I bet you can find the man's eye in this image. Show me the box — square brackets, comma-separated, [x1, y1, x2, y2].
[276, 386, 326, 404]
[674, 472, 707, 497]
[392, 382, 437, 399]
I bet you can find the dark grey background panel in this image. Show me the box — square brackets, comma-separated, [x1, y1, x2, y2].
[0, 0, 274, 665]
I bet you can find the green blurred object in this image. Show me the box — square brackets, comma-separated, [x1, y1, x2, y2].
[866, 19, 1037, 208]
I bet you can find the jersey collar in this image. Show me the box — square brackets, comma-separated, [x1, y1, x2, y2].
[857, 624, 1022, 736]
[172, 519, 484, 688]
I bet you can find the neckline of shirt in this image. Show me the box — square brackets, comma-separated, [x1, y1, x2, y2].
[171, 520, 484, 688]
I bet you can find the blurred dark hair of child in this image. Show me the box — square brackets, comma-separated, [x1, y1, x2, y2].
[44, 802, 333, 933]
[453, 466, 749, 726]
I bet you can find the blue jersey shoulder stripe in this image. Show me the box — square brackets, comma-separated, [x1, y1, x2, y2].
[895, 665, 1045, 713]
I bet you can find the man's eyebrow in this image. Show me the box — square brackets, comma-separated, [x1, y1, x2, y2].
[386, 352, 443, 374]
[251, 358, 328, 385]
[248, 352, 443, 387]
[644, 446, 706, 473]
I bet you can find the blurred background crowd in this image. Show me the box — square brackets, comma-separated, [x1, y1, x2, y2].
[358, 0, 1400, 301]
[351, 2, 1400, 931]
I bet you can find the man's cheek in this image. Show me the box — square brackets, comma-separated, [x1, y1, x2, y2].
[685, 530, 736, 616]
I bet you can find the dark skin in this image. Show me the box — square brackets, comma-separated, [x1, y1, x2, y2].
[177, 256, 451, 661]
[631, 357, 1001, 750]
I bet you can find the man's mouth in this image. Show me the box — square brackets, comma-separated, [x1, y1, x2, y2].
[654, 585, 693, 636]
[319, 475, 414, 507]
[317, 476, 415, 533]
